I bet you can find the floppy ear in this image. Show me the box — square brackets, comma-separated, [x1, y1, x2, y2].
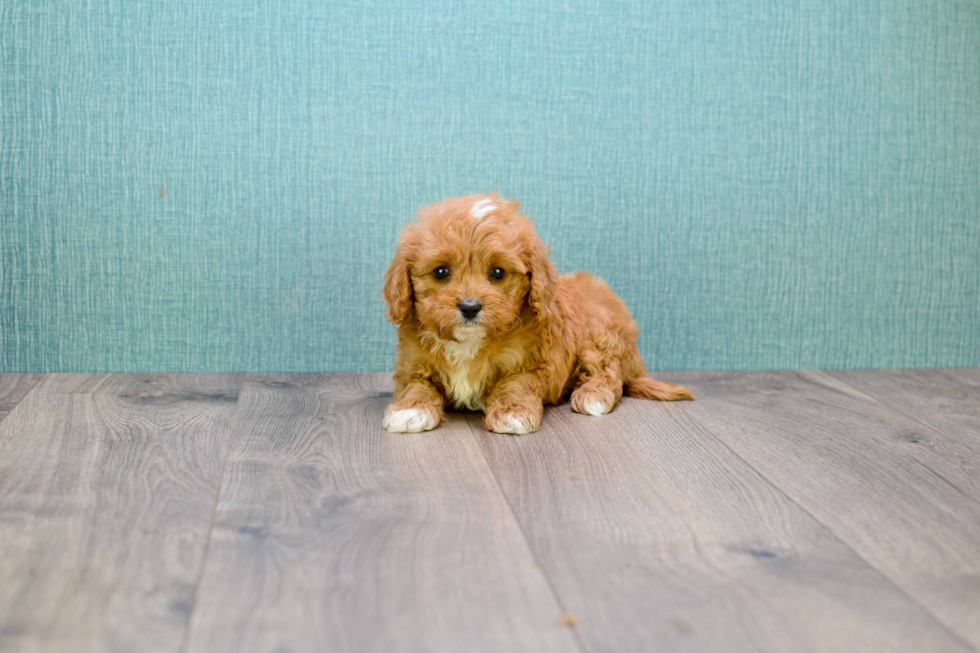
[383, 232, 415, 325]
[525, 233, 559, 319]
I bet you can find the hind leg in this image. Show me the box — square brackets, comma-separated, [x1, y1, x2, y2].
[570, 352, 624, 416]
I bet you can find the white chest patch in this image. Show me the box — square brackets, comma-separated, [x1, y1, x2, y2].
[436, 327, 486, 410]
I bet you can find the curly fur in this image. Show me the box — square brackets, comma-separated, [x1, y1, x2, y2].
[382, 193, 693, 435]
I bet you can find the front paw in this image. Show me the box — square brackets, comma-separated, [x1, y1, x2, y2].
[483, 407, 540, 435]
[383, 405, 440, 433]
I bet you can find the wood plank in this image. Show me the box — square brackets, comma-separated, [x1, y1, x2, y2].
[0, 373, 242, 653]
[941, 368, 980, 395]
[0, 373, 43, 423]
[668, 369, 980, 649]
[471, 396, 971, 653]
[828, 369, 980, 453]
[184, 373, 579, 653]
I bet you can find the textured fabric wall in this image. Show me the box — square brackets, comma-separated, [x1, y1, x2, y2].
[2, 1, 978, 372]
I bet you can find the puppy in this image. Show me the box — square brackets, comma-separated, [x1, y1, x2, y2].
[382, 193, 693, 434]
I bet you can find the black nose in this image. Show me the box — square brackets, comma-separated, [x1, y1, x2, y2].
[458, 299, 483, 320]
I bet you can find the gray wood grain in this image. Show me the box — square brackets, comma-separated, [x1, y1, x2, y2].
[471, 396, 971, 653]
[941, 368, 980, 395]
[183, 373, 579, 653]
[0, 373, 43, 423]
[829, 368, 980, 454]
[668, 369, 980, 649]
[0, 373, 242, 653]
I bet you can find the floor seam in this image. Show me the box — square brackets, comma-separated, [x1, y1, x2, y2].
[813, 370, 980, 509]
[466, 414, 592, 653]
[0, 373, 45, 428]
[683, 376, 977, 653]
[178, 372, 248, 653]
[821, 370, 980, 441]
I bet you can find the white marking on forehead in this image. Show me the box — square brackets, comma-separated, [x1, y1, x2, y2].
[470, 198, 496, 219]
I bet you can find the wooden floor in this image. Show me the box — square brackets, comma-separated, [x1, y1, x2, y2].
[1, 371, 979, 653]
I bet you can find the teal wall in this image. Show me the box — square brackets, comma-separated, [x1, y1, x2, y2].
[2, 1, 978, 372]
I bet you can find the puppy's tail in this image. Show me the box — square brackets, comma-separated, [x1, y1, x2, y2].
[625, 376, 694, 401]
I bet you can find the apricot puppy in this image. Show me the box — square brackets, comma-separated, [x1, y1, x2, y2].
[382, 193, 693, 434]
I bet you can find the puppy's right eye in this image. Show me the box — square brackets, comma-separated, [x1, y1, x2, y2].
[433, 266, 450, 280]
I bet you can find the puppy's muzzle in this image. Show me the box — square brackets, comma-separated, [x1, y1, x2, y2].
[458, 298, 483, 321]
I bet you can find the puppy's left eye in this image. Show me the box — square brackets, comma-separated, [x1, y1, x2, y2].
[489, 267, 505, 280]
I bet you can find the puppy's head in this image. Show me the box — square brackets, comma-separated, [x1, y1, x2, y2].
[383, 193, 558, 340]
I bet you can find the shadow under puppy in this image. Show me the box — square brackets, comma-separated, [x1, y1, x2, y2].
[382, 193, 693, 434]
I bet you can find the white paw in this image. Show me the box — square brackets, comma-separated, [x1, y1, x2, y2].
[582, 401, 610, 416]
[491, 413, 537, 435]
[383, 408, 438, 433]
